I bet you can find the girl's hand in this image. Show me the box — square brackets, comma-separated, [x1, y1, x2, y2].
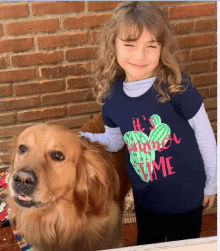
[202, 194, 216, 210]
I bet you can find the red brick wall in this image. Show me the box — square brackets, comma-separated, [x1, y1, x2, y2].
[0, 1, 217, 171]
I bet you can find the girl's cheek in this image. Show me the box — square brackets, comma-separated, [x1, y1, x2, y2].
[121, 51, 128, 56]
[148, 51, 161, 59]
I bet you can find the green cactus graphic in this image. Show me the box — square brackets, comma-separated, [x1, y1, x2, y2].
[150, 114, 161, 126]
[149, 122, 170, 149]
[124, 114, 171, 182]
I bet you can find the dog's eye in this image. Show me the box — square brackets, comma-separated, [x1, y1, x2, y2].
[51, 151, 65, 161]
[18, 144, 27, 154]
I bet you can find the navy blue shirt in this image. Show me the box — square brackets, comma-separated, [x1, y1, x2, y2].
[102, 75, 206, 214]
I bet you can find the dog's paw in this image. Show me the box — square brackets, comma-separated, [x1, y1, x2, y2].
[123, 189, 134, 212]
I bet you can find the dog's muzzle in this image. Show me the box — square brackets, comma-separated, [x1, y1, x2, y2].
[12, 170, 38, 208]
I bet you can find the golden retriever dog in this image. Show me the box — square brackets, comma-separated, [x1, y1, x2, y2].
[7, 115, 130, 251]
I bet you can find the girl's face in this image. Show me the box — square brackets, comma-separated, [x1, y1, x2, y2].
[115, 28, 161, 82]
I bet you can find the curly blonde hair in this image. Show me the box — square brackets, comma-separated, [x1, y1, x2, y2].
[91, 1, 186, 105]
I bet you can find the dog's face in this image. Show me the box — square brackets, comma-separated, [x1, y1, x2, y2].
[7, 123, 121, 250]
[9, 123, 83, 209]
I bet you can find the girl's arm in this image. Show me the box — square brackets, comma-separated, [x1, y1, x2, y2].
[78, 126, 125, 152]
[188, 103, 217, 195]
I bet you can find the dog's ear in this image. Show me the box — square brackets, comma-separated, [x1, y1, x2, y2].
[74, 142, 120, 215]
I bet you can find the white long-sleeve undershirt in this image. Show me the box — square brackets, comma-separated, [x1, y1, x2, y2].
[79, 77, 217, 195]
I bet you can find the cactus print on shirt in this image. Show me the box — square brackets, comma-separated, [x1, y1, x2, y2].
[124, 114, 175, 182]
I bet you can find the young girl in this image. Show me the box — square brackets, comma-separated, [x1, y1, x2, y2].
[79, 1, 217, 245]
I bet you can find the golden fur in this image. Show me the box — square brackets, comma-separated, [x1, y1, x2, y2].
[7, 116, 130, 251]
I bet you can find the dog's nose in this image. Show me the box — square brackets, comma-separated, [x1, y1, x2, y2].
[13, 170, 37, 193]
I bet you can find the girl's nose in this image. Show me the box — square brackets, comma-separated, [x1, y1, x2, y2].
[133, 47, 146, 61]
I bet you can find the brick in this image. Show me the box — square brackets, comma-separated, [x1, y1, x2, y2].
[32, 1, 84, 15]
[0, 96, 39, 111]
[6, 18, 60, 35]
[211, 60, 217, 71]
[0, 25, 2, 36]
[0, 113, 16, 125]
[0, 37, 34, 53]
[170, 21, 192, 35]
[67, 77, 90, 89]
[47, 115, 91, 129]
[190, 46, 217, 60]
[40, 63, 89, 78]
[183, 61, 211, 74]
[207, 110, 216, 121]
[18, 106, 66, 122]
[14, 80, 64, 96]
[204, 98, 217, 110]
[12, 51, 62, 67]
[0, 124, 32, 138]
[214, 34, 217, 44]
[37, 32, 88, 49]
[0, 68, 36, 83]
[88, 1, 120, 11]
[66, 47, 96, 61]
[63, 14, 110, 29]
[0, 56, 8, 68]
[0, 4, 28, 19]
[209, 86, 217, 97]
[157, 1, 178, 5]
[0, 139, 12, 151]
[194, 18, 217, 32]
[42, 89, 92, 105]
[90, 30, 102, 44]
[0, 85, 11, 97]
[197, 87, 209, 99]
[154, 1, 174, 4]
[69, 101, 101, 115]
[192, 73, 217, 87]
[168, 3, 216, 19]
[178, 34, 215, 48]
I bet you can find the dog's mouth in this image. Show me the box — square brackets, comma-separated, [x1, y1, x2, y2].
[14, 194, 51, 209]
[15, 194, 37, 208]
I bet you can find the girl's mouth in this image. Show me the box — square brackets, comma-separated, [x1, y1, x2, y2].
[133, 64, 145, 68]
